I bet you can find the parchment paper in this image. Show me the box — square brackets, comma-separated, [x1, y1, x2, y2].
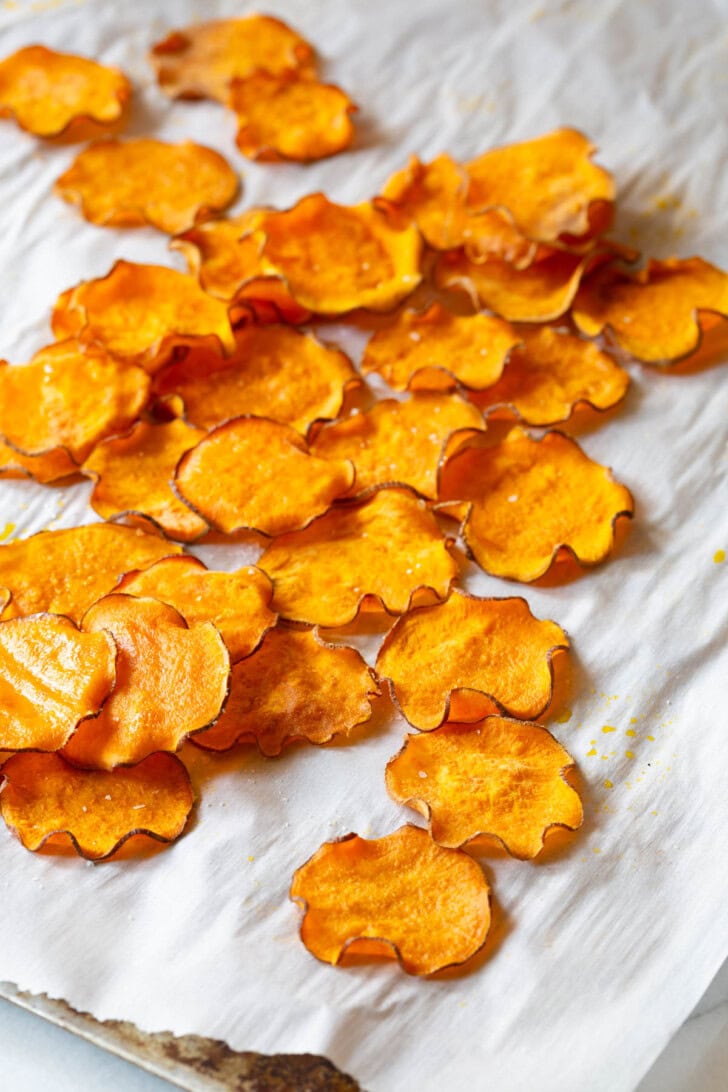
[0, 1, 726, 1090]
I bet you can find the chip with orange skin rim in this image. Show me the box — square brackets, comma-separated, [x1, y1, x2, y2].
[55, 139, 239, 235]
[116, 556, 275, 664]
[0, 614, 116, 752]
[290, 824, 491, 975]
[437, 428, 633, 582]
[376, 590, 568, 730]
[385, 717, 582, 859]
[62, 594, 229, 770]
[150, 15, 315, 103]
[259, 487, 458, 626]
[0, 45, 130, 139]
[51, 261, 236, 373]
[193, 626, 379, 755]
[0, 439, 77, 483]
[360, 303, 521, 392]
[0, 751, 193, 860]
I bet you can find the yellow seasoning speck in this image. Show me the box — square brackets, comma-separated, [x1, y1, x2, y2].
[555, 709, 572, 724]
[0, 522, 15, 542]
[602, 725, 616, 733]
[626, 728, 636, 737]
[647, 735, 655, 742]
[714, 549, 726, 564]
[603, 780, 613, 789]
[625, 750, 635, 759]
[247, 855, 255, 862]
[586, 747, 597, 757]
[592, 847, 601, 854]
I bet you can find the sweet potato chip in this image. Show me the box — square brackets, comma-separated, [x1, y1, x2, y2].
[55, 139, 239, 235]
[360, 303, 520, 391]
[0, 614, 116, 751]
[175, 417, 354, 536]
[0, 751, 193, 860]
[150, 15, 315, 103]
[0, 442, 76, 484]
[376, 591, 567, 729]
[83, 418, 207, 543]
[62, 595, 229, 770]
[309, 393, 484, 499]
[437, 428, 633, 581]
[259, 487, 458, 626]
[116, 556, 275, 663]
[194, 627, 378, 755]
[290, 824, 490, 975]
[0, 45, 130, 139]
[385, 718, 582, 859]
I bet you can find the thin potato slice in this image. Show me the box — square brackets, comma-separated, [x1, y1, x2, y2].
[0, 442, 76, 484]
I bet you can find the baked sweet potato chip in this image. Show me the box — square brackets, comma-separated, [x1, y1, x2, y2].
[385, 718, 583, 859]
[0, 442, 76, 484]
[0, 751, 193, 860]
[290, 824, 491, 975]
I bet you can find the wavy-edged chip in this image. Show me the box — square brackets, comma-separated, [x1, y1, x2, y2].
[0, 45, 130, 139]
[117, 556, 275, 663]
[259, 487, 458, 626]
[193, 627, 379, 755]
[62, 595, 229, 770]
[175, 417, 354, 537]
[0, 524, 181, 623]
[377, 591, 567, 729]
[0, 442, 76, 484]
[309, 393, 484, 500]
[51, 261, 236, 373]
[438, 428, 633, 581]
[150, 15, 315, 103]
[0, 614, 116, 752]
[0, 751, 193, 860]
[360, 303, 520, 392]
[55, 139, 239, 235]
[290, 824, 491, 975]
[385, 718, 582, 859]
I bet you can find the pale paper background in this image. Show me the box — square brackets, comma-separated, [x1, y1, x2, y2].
[0, 1, 726, 1090]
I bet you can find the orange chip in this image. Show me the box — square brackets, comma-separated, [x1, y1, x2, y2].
[385, 718, 582, 859]
[259, 487, 458, 626]
[62, 594, 229, 770]
[438, 428, 633, 581]
[193, 627, 379, 755]
[51, 260, 236, 373]
[309, 393, 484, 500]
[472, 325, 629, 425]
[360, 303, 520, 391]
[0, 751, 193, 860]
[0, 442, 76, 484]
[150, 15, 315, 103]
[175, 417, 354, 537]
[0, 614, 116, 751]
[230, 71, 355, 162]
[0, 45, 130, 139]
[572, 256, 728, 364]
[376, 591, 567, 729]
[290, 824, 491, 975]
[83, 418, 207, 543]
[116, 556, 275, 663]
[0, 524, 181, 623]
[55, 139, 239, 235]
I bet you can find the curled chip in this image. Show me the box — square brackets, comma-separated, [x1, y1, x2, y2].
[55, 139, 239, 235]
[0, 752, 193, 860]
[290, 824, 491, 976]
[83, 418, 207, 543]
[572, 256, 728, 364]
[117, 556, 275, 663]
[309, 393, 484, 500]
[174, 417, 354, 537]
[0, 524, 180, 623]
[194, 627, 379, 755]
[385, 718, 583, 859]
[150, 15, 315, 103]
[62, 595, 229, 770]
[0, 614, 116, 752]
[0, 442, 76, 484]
[438, 428, 633, 582]
[0, 45, 130, 139]
[51, 261, 236, 373]
[230, 71, 356, 162]
[360, 303, 520, 391]
[377, 591, 567, 729]
[259, 487, 458, 626]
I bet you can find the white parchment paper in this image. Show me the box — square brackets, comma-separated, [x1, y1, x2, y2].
[0, 1, 726, 1089]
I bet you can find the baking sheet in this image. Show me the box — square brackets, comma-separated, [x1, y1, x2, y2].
[0, 1, 727, 1090]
